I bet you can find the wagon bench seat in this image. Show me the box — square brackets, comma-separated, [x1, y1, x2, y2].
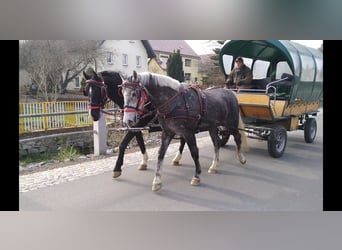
[236, 93, 287, 120]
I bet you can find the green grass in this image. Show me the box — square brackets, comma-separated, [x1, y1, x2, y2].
[19, 146, 81, 166]
[19, 151, 55, 166]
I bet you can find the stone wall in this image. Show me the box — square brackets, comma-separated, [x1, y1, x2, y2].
[19, 126, 159, 158]
[19, 131, 94, 157]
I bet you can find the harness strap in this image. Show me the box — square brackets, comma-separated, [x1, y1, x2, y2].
[189, 83, 207, 117]
[156, 84, 186, 115]
[160, 84, 207, 123]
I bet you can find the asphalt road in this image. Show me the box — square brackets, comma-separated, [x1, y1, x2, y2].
[20, 110, 323, 211]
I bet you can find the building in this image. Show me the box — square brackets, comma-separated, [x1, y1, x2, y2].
[67, 40, 155, 90]
[148, 40, 200, 83]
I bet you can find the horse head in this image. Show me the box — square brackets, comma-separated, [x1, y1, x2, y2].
[83, 70, 108, 121]
[121, 70, 149, 127]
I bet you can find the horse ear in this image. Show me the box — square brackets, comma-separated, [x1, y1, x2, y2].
[93, 71, 99, 80]
[119, 72, 126, 82]
[83, 71, 90, 80]
[133, 70, 138, 81]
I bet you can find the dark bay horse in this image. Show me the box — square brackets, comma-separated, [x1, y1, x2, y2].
[121, 71, 248, 191]
[82, 70, 187, 178]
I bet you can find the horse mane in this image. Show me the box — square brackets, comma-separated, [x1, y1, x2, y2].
[99, 70, 124, 87]
[138, 72, 181, 91]
[98, 70, 124, 108]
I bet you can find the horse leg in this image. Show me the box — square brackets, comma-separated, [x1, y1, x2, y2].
[184, 133, 201, 186]
[113, 131, 136, 178]
[172, 137, 185, 165]
[135, 131, 148, 170]
[208, 127, 220, 174]
[232, 129, 247, 164]
[152, 131, 174, 191]
[113, 131, 147, 178]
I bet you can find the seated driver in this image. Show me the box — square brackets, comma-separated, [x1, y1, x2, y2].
[225, 57, 253, 89]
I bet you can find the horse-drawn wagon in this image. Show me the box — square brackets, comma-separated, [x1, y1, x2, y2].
[219, 40, 323, 158]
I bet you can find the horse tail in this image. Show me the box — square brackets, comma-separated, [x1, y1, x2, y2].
[238, 111, 249, 152]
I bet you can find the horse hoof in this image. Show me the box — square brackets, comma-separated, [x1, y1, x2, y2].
[172, 160, 180, 166]
[138, 164, 147, 170]
[238, 155, 247, 164]
[113, 171, 122, 178]
[190, 177, 200, 186]
[152, 183, 162, 192]
[208, 168, 217, 174]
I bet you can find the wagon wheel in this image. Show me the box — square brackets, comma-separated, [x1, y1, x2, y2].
[267, 125, 287, 158]
[218, 126, 230, 146]
[304, 117, 317, 143]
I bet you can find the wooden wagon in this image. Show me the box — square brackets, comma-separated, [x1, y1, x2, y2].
[218, 40, 323, 157]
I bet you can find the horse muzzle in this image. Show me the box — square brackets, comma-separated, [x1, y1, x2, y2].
[124, 120, 136, 128]
[90, 109, 101, 121]
[123, 112, 137, 128]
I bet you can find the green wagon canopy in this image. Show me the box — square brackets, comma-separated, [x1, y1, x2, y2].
[219, 40, 323, 103]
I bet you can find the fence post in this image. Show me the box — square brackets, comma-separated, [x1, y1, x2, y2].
[93, 113, 107, 155]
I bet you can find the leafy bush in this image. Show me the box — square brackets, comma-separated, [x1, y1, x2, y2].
[55, 146, 80, 161]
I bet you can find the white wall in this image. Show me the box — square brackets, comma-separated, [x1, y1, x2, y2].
[68, 40, 150, 90]
[98, 40, 149, 74]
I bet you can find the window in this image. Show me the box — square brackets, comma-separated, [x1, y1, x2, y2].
[185, 59, 191, 67]
[107, 52, 114, 64]
[314, 57, 323, 82]
[253, 60, 270, 79]
[122, 54, 128, 66]
[222, 55, 234, 74]
[160, 55, 168, 68]
[241, 57, 253, 68]
[185, 73, 191, 81]
[276, 62, 292, 79]
[300, 55, 315, 81]
[75, 77, 80, 88]
[136, 56, 141, 67]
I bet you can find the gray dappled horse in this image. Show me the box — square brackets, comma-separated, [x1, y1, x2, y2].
[121, 71, 248, 191]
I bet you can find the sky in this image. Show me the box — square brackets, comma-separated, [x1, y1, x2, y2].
[186, 40, 323, 55]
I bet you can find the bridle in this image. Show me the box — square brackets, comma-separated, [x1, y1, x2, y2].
[120, 80, 149, 118]
[85, 75, 109, 111]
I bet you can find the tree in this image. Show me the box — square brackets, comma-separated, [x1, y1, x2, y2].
[210, 40, 225, 66]
[166, 49, 184, 82]
[198, 40, 226, 88]
[19, 40, 105, 102]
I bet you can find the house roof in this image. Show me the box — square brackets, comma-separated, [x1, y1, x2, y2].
[149, 40, 199, 58]
[141, 40, 156, 58]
